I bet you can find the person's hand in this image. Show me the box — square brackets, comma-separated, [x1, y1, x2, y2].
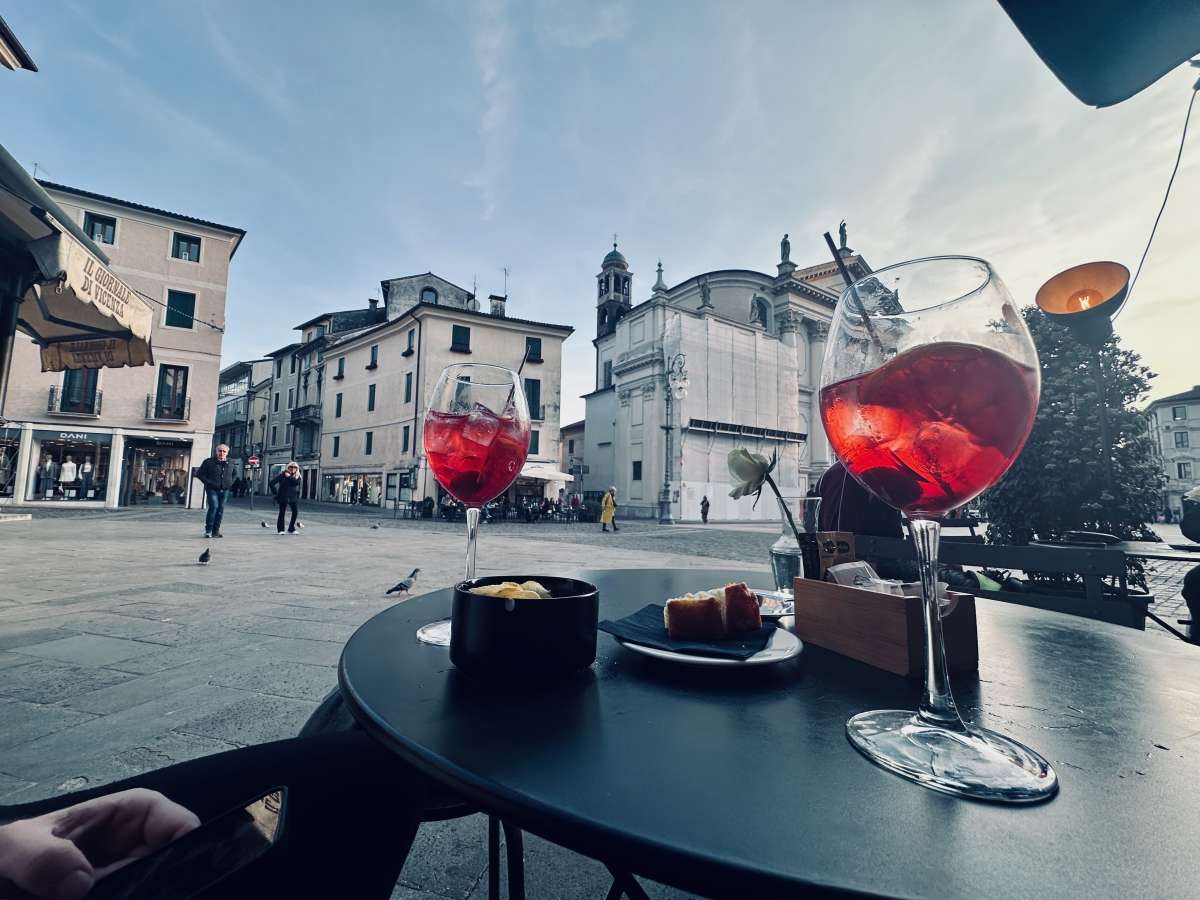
[0, 788, 199, 900]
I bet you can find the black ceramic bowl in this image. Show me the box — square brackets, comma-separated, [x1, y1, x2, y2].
[450, 576, 599, 677]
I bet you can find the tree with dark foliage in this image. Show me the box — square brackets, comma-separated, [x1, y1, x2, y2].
[980, 307, 1164, 589]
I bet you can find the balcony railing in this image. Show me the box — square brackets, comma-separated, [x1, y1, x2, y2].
[47, 386, 102, 417]
[290, 403, 322, 424]
[145, 394, 191, 421]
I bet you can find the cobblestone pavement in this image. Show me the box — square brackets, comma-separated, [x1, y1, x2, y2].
[0, 504, 769, 900]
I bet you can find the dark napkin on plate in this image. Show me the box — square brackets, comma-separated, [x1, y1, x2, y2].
[599, 604, 776, 661]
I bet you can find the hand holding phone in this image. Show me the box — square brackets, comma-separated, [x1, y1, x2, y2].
[0, 789, 200, 900]
[86, 788, 285, 900]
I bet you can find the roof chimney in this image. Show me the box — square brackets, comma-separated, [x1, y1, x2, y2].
[368, 297, 378, 310]
[489, 294, 507, 317]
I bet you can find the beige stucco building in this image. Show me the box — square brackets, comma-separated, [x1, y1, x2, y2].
[0, 181, 243, 509]
[318, 274, 573, 508]
[1147, 385, 1200, 518]
[560, 419, 585, 489]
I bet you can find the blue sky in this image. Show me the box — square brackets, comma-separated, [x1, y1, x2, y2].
[4, 0, 1197, 423]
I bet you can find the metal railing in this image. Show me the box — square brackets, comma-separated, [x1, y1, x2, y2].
[145, 394, 191, 421]
[290, 403, 321, 424]
[47, 386, 102, 417]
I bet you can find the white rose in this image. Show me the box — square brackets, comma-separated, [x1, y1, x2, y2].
[727, 448, 772, 500]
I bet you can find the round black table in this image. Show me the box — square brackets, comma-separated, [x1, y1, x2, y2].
[339, 568, 1200, 899]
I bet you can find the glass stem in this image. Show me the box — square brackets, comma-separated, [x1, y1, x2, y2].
[908, 517, 964, 730]
[464, 507, 481, 580]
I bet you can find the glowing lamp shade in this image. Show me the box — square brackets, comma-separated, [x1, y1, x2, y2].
[1035, 261, 1130, 344]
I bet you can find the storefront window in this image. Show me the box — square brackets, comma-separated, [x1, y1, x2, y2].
[27, 430, 111, 501]
[121, 439, 191, 506]
[321, 473, 382, 506]
[0, 428, 21, 498]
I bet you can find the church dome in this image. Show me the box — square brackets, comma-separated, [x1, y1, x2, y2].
[602, 243, 627, 269]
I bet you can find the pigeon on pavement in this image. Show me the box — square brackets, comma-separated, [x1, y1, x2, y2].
[296, 522, 305, 529]
[198, 548, 211, 565]
[371, 523, 381, 530]
[386, 568, 420, 596]
[261, 521, 268, 528]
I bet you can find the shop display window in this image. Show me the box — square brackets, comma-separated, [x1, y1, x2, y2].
[123, 443, 190, 506]
[0, 430, 20, 498]
[27, 435, 110, 502]
[321, 473, 382, 505]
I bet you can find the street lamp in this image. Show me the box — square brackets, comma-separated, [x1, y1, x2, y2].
[1036, 261, 1130, 494]
[659, 352, 689, 524]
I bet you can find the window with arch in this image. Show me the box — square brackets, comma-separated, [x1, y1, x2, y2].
[421, 287, 438, 304]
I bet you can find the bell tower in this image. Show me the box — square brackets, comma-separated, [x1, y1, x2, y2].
[596, 238, 632, 339]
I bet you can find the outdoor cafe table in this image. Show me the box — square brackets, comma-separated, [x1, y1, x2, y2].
[339, 568, 1200, 899]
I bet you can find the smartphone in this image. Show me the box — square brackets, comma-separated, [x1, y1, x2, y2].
[87, 787, 286, 900]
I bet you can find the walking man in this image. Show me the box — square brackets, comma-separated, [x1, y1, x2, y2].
[196, 444, 234, 538]
[701, 495, 710, 524]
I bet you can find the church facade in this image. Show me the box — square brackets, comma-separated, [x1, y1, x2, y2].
[582, 236, 872, 521]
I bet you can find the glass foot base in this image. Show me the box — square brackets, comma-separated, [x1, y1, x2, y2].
[415, 619, 452, 647]
[846, 709, 1059, 803]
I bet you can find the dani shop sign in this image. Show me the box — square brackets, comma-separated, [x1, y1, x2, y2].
[34, 429, 113, 445]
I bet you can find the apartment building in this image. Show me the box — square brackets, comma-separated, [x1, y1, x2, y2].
[320, 275, 573, 507]
[213, 358, 272, 481]
[255, 301, 387, 497]
[1147, 385, 1200, 518]
[560, 419, 586, 489]
[260, 342, 301, 491]
[0, 181, 243, 509]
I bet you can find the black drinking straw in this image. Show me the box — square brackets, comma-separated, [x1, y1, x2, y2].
[823, 231, 883, 353]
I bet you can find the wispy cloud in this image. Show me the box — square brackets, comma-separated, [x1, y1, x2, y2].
[65, 0, 139, 57]
[199, 7, 295, 118]
[464, 0, 518, 220]
[533, 0, 631, 49]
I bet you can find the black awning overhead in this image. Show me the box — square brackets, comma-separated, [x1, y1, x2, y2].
[998, 0, 1200, 107]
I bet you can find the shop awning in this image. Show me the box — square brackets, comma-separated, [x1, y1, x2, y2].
[20, 230, 154, 371]
[519, 462, 574, 483]
[0, 142, 153, 372]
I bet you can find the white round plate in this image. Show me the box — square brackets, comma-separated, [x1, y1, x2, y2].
[614, 627, 802, 667]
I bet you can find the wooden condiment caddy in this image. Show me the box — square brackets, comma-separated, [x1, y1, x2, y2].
[791, 578, 979, 678]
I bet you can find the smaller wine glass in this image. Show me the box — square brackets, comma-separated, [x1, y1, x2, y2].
[417, 364, 531, 646]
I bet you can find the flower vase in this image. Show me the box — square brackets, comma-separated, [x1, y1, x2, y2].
[768, 495, 822, 592]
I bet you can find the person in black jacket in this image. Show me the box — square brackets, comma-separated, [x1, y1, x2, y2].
[195, 445, 234, 538]
[270, 462, 302, 534]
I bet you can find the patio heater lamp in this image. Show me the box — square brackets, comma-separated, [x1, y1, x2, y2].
[1035, 260, 1131, 494]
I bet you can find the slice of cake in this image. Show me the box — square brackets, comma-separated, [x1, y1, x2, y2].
[663, 583, 763, 641]
[723, 582, 762, 635]
[663, 589, 727, 640]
